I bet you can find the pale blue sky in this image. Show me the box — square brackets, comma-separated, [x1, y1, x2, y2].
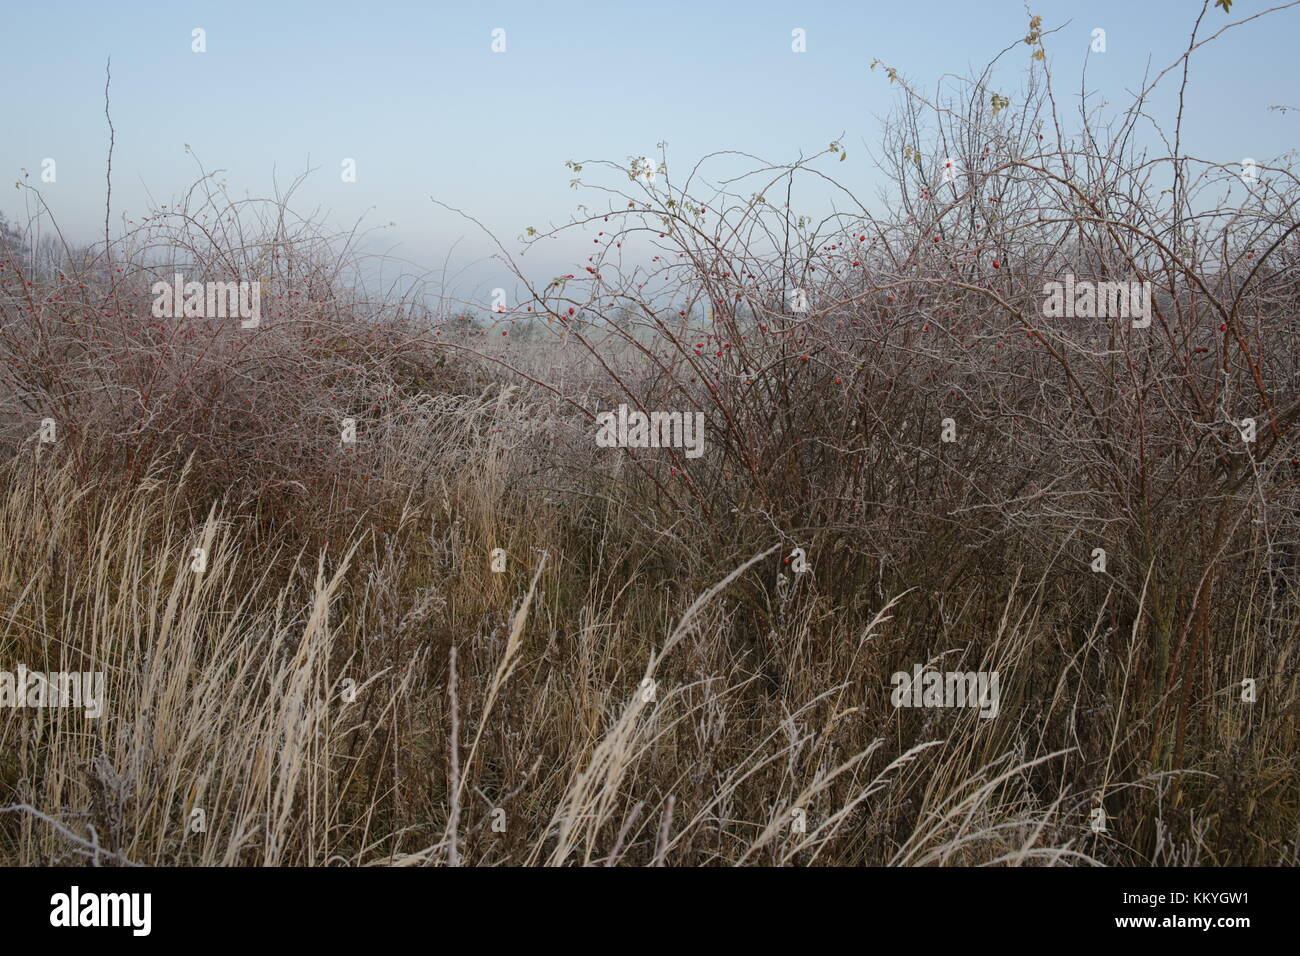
[4, 0, 1297, 298]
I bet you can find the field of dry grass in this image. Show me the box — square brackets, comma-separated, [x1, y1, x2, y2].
[1, 7, 1297, 867]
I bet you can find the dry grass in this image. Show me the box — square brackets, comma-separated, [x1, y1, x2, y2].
[0, 397, 1293, 865]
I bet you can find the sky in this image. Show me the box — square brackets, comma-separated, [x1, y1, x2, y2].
[3, 0, 1298, 303]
